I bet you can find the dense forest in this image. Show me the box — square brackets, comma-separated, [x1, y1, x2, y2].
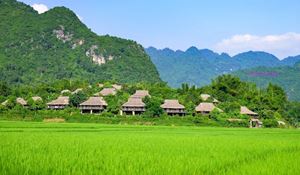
[0, 0, 161, 85]
[0, 75, 299, 127]
[233, 62, 300, 101]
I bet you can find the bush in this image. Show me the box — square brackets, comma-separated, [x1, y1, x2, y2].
[144, 96, 164, 117]
[69, 91, 87, 107]
[260, 109, 275, 119]
[263, 119, 278, 128]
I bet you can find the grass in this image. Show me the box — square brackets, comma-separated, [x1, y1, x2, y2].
[0, 121, 299, 175]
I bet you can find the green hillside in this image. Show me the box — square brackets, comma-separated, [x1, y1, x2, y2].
[0, 0, 161, 85]
[233, 62, 300, 101]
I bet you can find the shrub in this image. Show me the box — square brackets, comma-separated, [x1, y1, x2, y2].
[263, 119, 278, 128]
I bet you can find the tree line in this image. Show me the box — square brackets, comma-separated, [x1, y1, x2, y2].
[0, 75, 299, 127]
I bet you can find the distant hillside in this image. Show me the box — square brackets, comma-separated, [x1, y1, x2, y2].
[0, 0, 161, 85]
[233, 62, 300, 101]
[146, 46, 299, 88]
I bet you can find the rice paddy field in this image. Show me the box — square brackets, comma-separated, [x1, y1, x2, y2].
[0, 121, 299, 175]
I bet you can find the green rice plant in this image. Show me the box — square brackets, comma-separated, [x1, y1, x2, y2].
[0, 121, 299, 175]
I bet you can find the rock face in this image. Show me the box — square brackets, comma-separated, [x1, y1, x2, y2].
[85, 45, 114, 65]
[53, 25, 73, 43]
[0, 0, 161, 85]
[72, 39, 84, 49]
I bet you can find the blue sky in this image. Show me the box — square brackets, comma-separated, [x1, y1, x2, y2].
[19, 0, 300, 58]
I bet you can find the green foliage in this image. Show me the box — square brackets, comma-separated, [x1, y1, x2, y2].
[27, 98, 45, 111]
[144, 96, 164, 117]
[0, 75, 299, 128]
[234, 65, 300, 101]
[0, 0, 161, 86]
[69, 91, 87, 107]
[0, 81, 10, 97]
[283, 102, 300, 127]
[263, 119, 279, 128]
[104, 91, 129, 114]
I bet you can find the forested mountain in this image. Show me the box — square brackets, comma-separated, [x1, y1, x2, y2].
[0, 0, 161, 85]
[233, 62, 300, 101]
[146, 47, 299, 87]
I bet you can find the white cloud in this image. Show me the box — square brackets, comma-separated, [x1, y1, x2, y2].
[214, 33, 300, 59]
[31, 3, 49, 14]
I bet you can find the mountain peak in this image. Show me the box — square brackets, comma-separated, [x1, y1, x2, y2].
[0, 0, 161, 84]
[43, 6, 78, 19]
[185, 46, 199, 53]
[234, 51, 279, 61]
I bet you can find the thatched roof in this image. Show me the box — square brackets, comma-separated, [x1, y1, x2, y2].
[71, 88, 83, 94]
[100, 88, 117, 96]
[16, 98, 27, 106]
[61, 89, 71, 94]
[200, 94, 219, 103]
[213, 98, 220, 103]
[200, 94, 211, 101]
[161, 100, 185, 109]
[122, 98, 145, 107]
[47, 96, 69, 105]
[131, 90, 150, 98]
[240, 106, 258, 115]
[80, 97, 107, 106]
[195, 102, 222, 112]
[112, 84, 122, 90]
[1, 100, 8, 106]
[32, 96, 42, 102]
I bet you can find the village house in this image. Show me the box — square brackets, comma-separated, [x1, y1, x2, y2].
[16, 97, 28, 107]
[195, 102, 222, 115]
[1, 100, 8, 106]
[98, 88, 117, 96]
[71, 88, 83, 94]
[61, 89, 71, 94]
[240, 106, 258, 117]
[249, 118, 263, 128]
[98, 83, 104, 88]
[212, 98, 220, 105]
[112, 84, 122, 90]
[130, 90, 150, 98]
[161, 100, 185, 116]
[121, 98, 146, 115]
[47, 96, 69, 110]
[200, 94, 211, 101]
[240, 106, 262, 128]
[32, 96, 43, 102]
[278, 121, 286, 126]
[79, 97, 107, 114]
[200, 94, 219, 104]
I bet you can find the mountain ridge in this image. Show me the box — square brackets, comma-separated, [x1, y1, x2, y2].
[146, 47, 300, 101]
[147, 46, 300, 62]
[146, 46, 300, 101]
[0, 0, 161, 85]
